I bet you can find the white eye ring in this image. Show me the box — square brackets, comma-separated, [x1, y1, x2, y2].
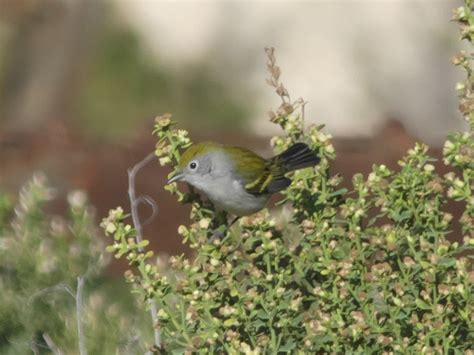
[189, 160, 198, 170]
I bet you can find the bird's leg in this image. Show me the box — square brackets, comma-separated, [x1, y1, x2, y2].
[216, 210, 228, 226]
[210, 214, 241, 242]
[210, 227, 226, 241]
[209, 210, 228, 241]
[228, 216, 240, 227]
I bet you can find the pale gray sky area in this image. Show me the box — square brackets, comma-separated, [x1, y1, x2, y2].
[116, 1, 465, 145]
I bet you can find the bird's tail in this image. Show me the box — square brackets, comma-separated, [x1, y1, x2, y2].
[272, 142, 320, 173]
[261, 143, 319, 194]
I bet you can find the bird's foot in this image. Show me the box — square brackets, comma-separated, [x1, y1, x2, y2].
[209, 224, 227, 242]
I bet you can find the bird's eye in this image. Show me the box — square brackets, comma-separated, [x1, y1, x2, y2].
[189, 161, 198, 170]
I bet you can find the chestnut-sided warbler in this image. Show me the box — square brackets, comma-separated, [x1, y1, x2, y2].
[167, 142, 320, 216]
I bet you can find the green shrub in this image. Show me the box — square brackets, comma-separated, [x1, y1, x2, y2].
[0, 174, 151, 354]
[103, 2, 474, 353]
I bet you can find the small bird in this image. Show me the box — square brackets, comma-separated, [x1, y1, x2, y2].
[167, 142, 320, 216]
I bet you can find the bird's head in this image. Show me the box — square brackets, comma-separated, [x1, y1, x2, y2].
[167, 142, 224, 188]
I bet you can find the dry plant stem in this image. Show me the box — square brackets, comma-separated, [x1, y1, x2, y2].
[128, 152, 157, 241]
[43, 333, 64, 355]
[30, 342, 39, 355]
[127, 152, 161, 349]
[123, 334, 141, 354]
[301, 99, 307, 131]
[76, 276, 86, 355]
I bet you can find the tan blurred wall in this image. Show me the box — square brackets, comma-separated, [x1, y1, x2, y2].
[116, 1, 465, 146]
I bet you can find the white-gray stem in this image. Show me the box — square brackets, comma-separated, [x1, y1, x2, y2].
[43, 333, 64, 355]
[127, 152, 161, 349]
[76, 276, 86, 355]
[30, 341, 39, 355]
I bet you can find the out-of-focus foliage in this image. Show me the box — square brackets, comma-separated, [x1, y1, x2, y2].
[0, 174, 151, 354]
[77, 15, 251, 140]
[104, 2, 474, 352]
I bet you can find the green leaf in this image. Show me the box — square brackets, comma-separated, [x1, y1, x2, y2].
[415, 298, 431, 310]
[279, 340, 296, 352]
[223, 318, 239, 327]
[137, 240, 150, 248]
[329, 188, 348, 197]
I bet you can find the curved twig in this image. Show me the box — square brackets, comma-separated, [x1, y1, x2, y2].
[136, 194, 159, 226]
[127, 152, 161, 349]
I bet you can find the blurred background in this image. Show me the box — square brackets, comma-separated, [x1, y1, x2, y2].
[0, 0, 466, 259]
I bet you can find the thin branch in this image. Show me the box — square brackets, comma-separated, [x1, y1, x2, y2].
[43, 333, 64, 355]
[31, 341, 40, 355]
[127, 152, 161, 349]
[28, 282, 73, 304]
[301, 99, 307, 132]
[128, 152, 156, 245]
[137, 194, 159, 226]
[122, 333, 140, 355]
[76, 276, 87, 355]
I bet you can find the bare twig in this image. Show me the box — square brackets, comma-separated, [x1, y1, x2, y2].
[127, 152, 161, 349]
[43, 333, 64, 355]
[28, 282, 73, 304]
[30, 341, 40, 355]
[128, 152, 156, 244]
[76, 276, 86, 355]
[29, 278, 87, 355]
[137, 194, 159, 226]
[122, 333, 141, 354]
[300, 99, 307, 132]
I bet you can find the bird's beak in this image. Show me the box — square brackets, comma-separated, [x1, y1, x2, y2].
[167, 171, 184, 184]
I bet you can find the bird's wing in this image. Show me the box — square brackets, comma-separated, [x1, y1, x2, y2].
[227, 146, 290, 196]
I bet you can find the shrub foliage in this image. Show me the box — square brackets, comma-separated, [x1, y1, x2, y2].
[103, 3, 474, 353]
[0, 175, 150, 354]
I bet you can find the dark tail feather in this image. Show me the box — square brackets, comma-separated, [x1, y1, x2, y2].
[273, 142, 320, 172]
